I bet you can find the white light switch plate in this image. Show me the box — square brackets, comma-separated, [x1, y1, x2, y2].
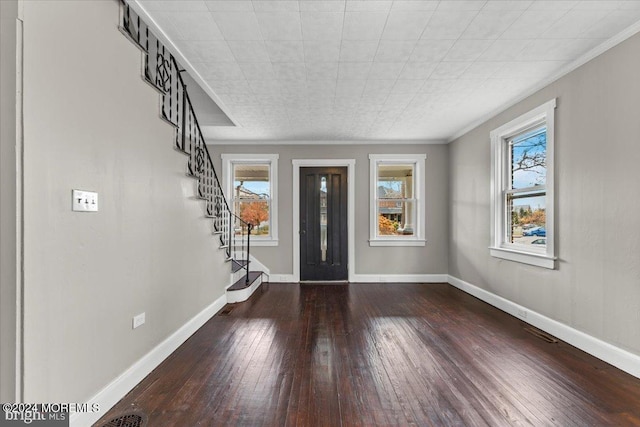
[72, 189, 98, 212]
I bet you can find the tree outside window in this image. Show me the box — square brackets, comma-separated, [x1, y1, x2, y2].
[222, 154, 279, 246]
[376, 164, 415, 237]
[233, 163, 271, 236]
[490, 99, 555, 269]
[369, 154, 426, 247]
[507, 127, 547, 245]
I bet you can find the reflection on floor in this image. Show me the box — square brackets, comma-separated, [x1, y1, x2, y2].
[97, 283, 640, 427]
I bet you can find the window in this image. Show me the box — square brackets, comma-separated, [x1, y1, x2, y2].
[490, 99, 556, 268]
[222, 154, 278, 246]
[369, 154, 426, 246]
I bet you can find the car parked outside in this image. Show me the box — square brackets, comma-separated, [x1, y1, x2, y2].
[531, 227, 546, 237]
[523, 227, 539, 236]
[523, 227, 546, 237]
[531, 238, 546, 245]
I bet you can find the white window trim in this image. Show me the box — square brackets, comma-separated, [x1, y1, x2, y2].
[221, 154, 279, 246]
[490, 99, 556, 269]
[369, 154, 426, 247]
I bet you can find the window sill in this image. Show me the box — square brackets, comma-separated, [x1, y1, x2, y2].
[369, 239, 426, 247]
[250, 239, 279, 247]
[489, 246, 556, 269]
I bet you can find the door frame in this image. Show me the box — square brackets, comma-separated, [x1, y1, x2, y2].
[293, 159, 355, 283]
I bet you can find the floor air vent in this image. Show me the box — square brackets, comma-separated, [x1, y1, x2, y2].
[101, 413, 147, 427]
[219, 306, 234, 316]
[524, 326, 559, 343]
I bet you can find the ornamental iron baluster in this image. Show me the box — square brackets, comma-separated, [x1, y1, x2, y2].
[175, 63, 180, 127]
[181, 83, 187, 154]
[156, 53, 171, 93]
[208, 149, 213, 213]
[188, 101, 193, 163]
[195, 147, 205, 196]
[123, 5, 129, 35]
[143, 26, 149, 81]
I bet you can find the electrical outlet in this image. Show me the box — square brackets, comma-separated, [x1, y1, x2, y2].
[133, 312, 145, 329]
[72, 189, 98, 212]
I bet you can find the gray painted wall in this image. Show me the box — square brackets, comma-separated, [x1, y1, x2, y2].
[211, 144, 449, 276]
[449, 33, 640, 356]
[21, 0, 229, 402]
[1, 0, 18, 402]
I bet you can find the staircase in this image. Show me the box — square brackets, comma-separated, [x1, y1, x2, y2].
[120, 1, 265, 302]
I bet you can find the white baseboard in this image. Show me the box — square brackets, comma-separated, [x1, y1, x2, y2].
[268, 274, 297, 283]
[448, 275, 640, 380]
[352, 274, 448, 283]
[71, 294, 227, 427]
[267, 274, 448, 283]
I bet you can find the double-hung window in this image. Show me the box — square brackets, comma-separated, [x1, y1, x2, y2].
[490, 99, 556, 268]
[222, 154, 278, 246]
[369, 154, 426, 246]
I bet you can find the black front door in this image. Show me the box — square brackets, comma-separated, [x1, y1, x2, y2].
[300, 167, 348, 281]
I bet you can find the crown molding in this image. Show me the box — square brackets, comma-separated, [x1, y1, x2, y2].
[206, 139, 445, 145]
[447, 21, 640, 144]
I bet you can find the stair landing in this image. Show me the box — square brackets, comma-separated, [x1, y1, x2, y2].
[226, 271, 263, 303]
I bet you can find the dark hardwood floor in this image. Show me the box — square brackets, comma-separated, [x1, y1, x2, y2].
[96, 283, 640, 426]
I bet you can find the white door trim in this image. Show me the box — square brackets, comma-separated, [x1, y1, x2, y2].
[16, 8, 25, 402]
[292, 159, 355, 282]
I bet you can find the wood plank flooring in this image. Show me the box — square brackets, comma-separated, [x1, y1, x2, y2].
[96, 283, 640, 426]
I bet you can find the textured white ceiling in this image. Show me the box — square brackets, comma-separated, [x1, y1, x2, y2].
[137, 0, 640, 142]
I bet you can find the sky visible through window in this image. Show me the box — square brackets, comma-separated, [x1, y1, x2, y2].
[233, 163, 270, 197]
[235, 180, 269, 196]
[378, 164, 413, 198]
[379, 179, 402, 194]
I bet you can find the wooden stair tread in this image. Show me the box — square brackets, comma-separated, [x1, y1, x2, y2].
[228, 271, 262, 291]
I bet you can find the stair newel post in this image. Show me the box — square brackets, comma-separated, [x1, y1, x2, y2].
[228, 214, 232, 259]
[245, 223, 252, 285]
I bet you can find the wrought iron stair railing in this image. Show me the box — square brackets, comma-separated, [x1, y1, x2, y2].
[120, 1, 253, 285]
